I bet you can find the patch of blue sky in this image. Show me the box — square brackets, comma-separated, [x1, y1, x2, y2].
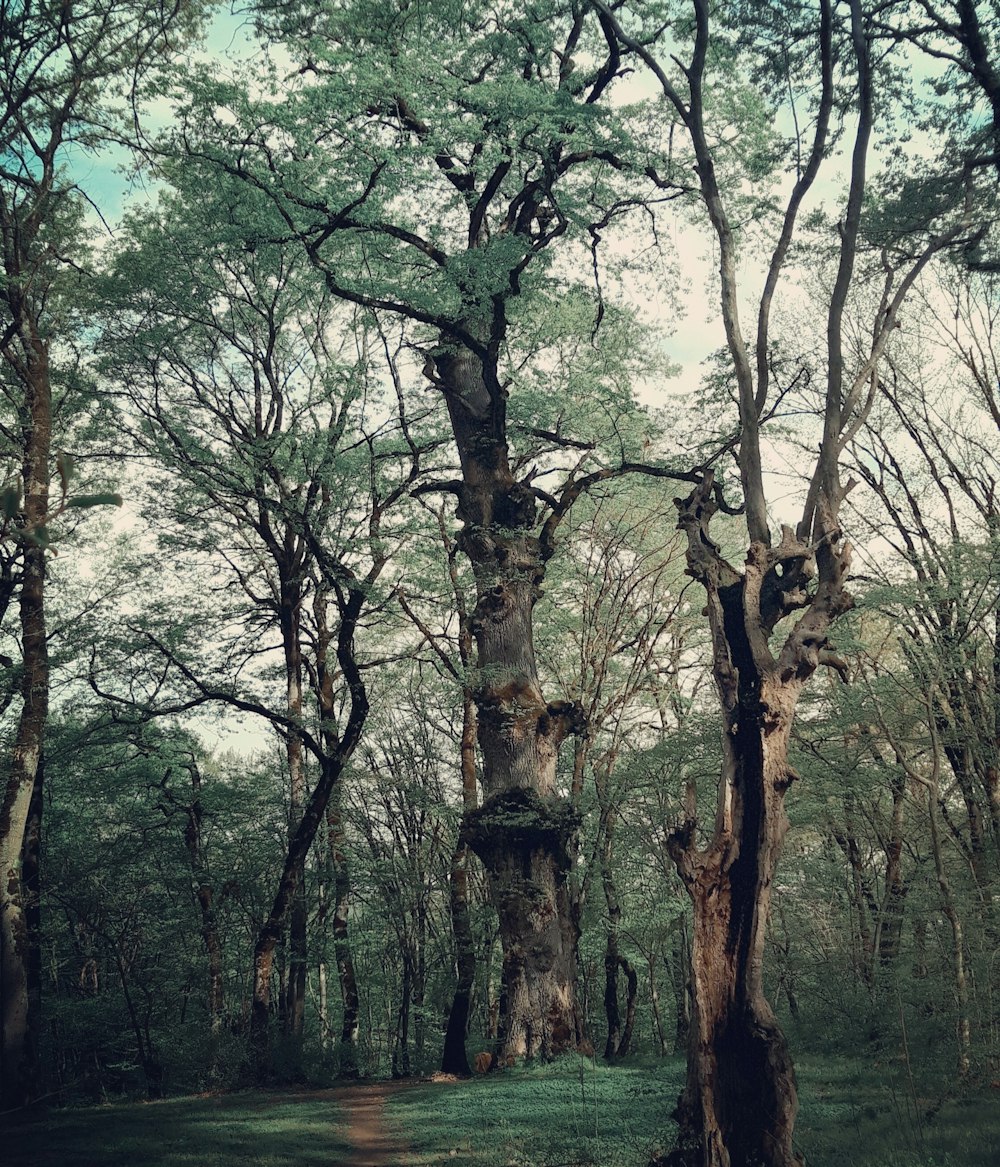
[65, 4, 260, 235]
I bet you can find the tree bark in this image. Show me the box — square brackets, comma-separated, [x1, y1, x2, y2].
[180, 763, 225, 1041]
[661, 479, 843, 1167]
[441, 690, 478, 1075]
[328, 794, 360, 1078]
[670, 922, 691, 1055]
[280, 579, 308, 1054]
[1, 338, 50, 1111]
[663, 680, 801, 1167]
[437, 337, 583, 1060]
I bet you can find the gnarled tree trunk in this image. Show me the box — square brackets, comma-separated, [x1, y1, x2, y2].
[665, 676, 801, 1167]
[436, 338, 583, 1061]
[660, 478, 854, 1167]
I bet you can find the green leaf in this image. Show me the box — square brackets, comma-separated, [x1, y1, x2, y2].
[27, 525, 50, 549]
[0, 487, 20, 519]
[56, 451, 75, 489]
[67, 493, 124, 509]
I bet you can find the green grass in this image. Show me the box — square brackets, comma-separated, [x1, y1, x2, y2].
[1, 1091, 354, 1167]
[389, 1055, 685, 1166]
[795, 1055, 1000, 1167]
[3, 1058, 997, 1166]
[387, 1055, 1000, 1167]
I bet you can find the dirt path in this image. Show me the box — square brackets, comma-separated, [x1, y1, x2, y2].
[329, 1080, 418, 1166]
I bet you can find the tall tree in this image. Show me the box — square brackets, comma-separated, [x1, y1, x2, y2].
[596, 1, 985, 1162]
[177, 0, 704, 1060]
[0, 0, 200, 1109]
[95, 168, 427, 1078]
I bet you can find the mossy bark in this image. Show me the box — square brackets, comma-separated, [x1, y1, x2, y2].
[435, 336, 583, 1061]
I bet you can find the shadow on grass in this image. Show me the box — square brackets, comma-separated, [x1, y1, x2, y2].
[795, 1056, 1000, 1167]
[2, 1091, 354, 1167]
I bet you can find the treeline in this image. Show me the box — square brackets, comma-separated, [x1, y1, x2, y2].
[1, 2, 998, 1165]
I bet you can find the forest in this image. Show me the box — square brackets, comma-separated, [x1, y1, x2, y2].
[1, 1, 999, 1165]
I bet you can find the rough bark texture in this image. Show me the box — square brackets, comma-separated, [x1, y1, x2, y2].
[658, 478, 854, 1167]
[663, 614, 803, 1167]
[436, 338, 583, 1060]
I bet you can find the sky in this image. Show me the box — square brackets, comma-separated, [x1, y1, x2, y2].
[53, 2, 964, 757]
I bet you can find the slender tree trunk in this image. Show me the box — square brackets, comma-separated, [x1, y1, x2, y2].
[318, 956, 329, 1052]
[648, 952, 669, 1057]
[603, 929, 623, 1061]
[1, 336, 50, 1110]
[20, 757, 43, 1098]
[247, 588, 368, 1079]
[247, 757, 346, 1078]
[181, 765, 225, 1041]
[434, 338, 583, 1061]
[668, 920, 692, 1055]
[281, 584, 308, 1053]
[392, 959, 412, 1079]
[875, 774, 909, 973]
[442, 694, 477, 1075]
[924, 768, 972, 1078]
[601, 806, 628, 1060]
[328, 795, 359, 1077]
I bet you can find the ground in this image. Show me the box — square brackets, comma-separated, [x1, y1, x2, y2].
[328, 1082, 416, 1166]
[2, 1056, 998, 1166]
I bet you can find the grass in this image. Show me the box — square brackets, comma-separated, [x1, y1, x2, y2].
[391, 1055, 684, 1166]
[388, 1054, 1000, 1167]
[1, 1091, 354, 1167]
[3, 1057, 997, 1166]
[794, 1055, 1000, 1167]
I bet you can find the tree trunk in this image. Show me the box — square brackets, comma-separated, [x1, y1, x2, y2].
[246, 587, 368, 1080]
[281, 583, 307, 1052]
[442, 694, 478, 1075]
[464, 789, 581, 1058]
[669, 920, 691, 1055]
[181, 765, 225, 1040]
[19, 755, 43, 1101]
[618, 956, 638, 1058]
[434, 338, 583, 1061]
[392, 958, 412, 1079]
[1, 336, 50, 1110]
[328, 796, 359, 1078]
[603, 929, 623, 1061]
[441, 843, 475, 1074]
[663, 677, 803, 1166]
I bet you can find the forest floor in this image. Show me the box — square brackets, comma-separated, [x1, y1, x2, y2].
[322, 1080, 417, 1165]
[2, 1056, 998, 1166]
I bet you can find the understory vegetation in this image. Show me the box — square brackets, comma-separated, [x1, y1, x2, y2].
[2, 1, 999, 1165]
[5, 1058, 998, 1167]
